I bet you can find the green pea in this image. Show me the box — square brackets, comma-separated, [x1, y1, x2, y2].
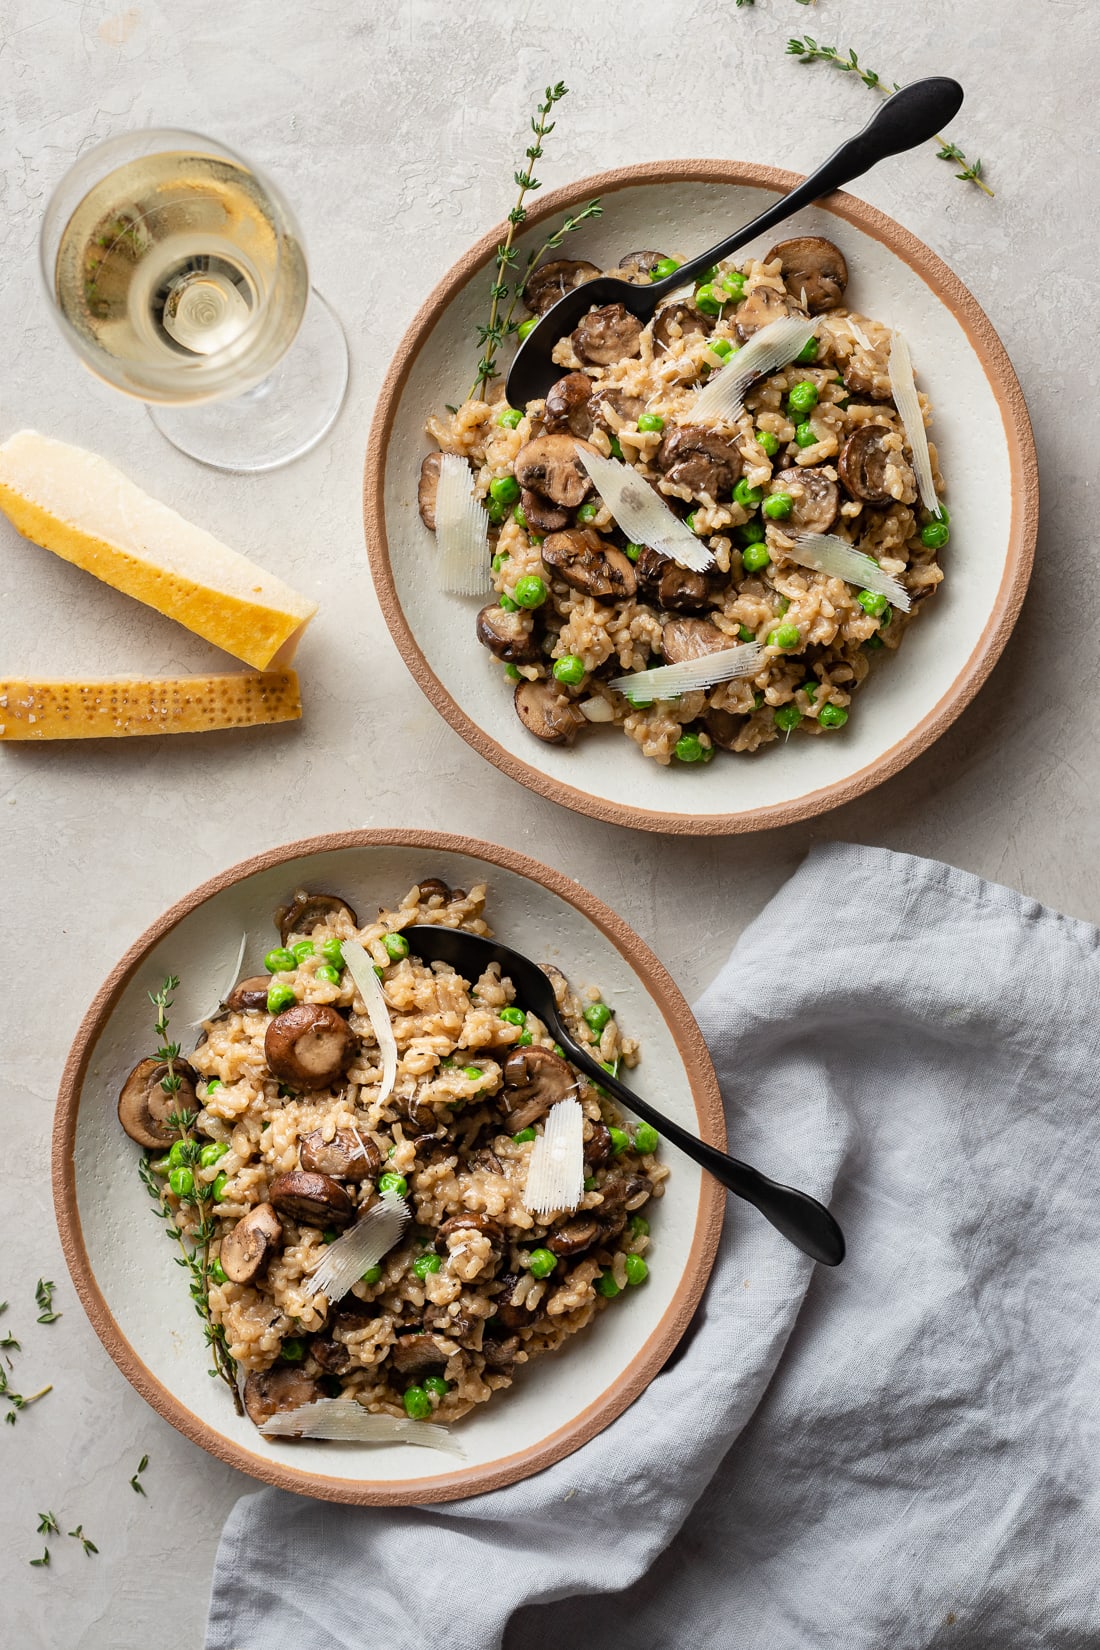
[633, 1122, 659, 1154]
[818, 704, 849, 728]
[694, 282, 724, 316]
[492, 552, 508, 572]
[857, 589, 889, 617]
[211, 1171, 229, 1202]
[649, 257, 681, 281]
[316, 964, 342, 986]
[499, 1006, 526, 1026]
[383, 932, 410, 962]
[279, 1337, 306, 1362]
[527, 1248, 557, 1279]
[320, 938, 344, 967]
[795, 336, 819, 364]
[361, 1265, 383, 1285]
[608, 436, 624, 460]
[675, 733, 707, 763]
[267, 982, 296, 1014]
[768, 623, 801, 649]
[576, 501, 599, 525]
[199, 1141, 229, 1169]
[373, 965, 385, 980]
[512, 504, 528, 529]
[514, 575, 548, 609]
[462, 1065, 484, 1082]
[628, 1214, 650, 1237]
[517, 316, 538, 342]
[733, 478, 763, 508]
[291, 940, 315, 964]
[609, 1127, 631, 1156]
[637, 412, 665, 433]
[379, 1172, 407, 1197]
[741, 541, 770, 574]
[404, 1385, 433, 1420]
[696, 264, 719, 284]
[921, 520, 950, 549]
[486, 496, 509, 525]
[412, 1253, 441, 1279]
[775, 704, 802, 732]
[209, 1259, 228, 1286]
[721, 269, 747, 299]
[517, 1030, 533, 1047]
[512, 1126, 537, 1144]
[504, 663, 521, 680]
[553, 1044, 565, 1057]
[596, 1271, 621, 1298]
[627, 693, 654, 709]
[584, 1001, 612, 1033]
[204, 1077, 222, 1091]
[763, 493, 793, 520]
[757, 429, 779, 456]
[601, 1059, 619, 1079]
[794, 422, 817, 449]
[167, 1139, 191, 1169]
[801, 682, 819, 702]
[708, 337, 737, 362]
[624, 1254, 649, 1287]
[788, 380, 819, 416]
[738, 624, 757, 642]
[739, 518, 767, 545]
[865, 634, 885, 651]
[625, 542, 644, 562]
[497, 406, 523, 428]
[168, 1166, 194, 1200]
[150, 1155, 172, 1176]
[489, 475, 520, 505]
[584, 1175, 599, 1191]
[264, 947, 296, 974]
[425, 1375, 449, 1396]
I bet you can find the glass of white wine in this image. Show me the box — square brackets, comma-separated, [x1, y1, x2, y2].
[39, 128, 349, 472]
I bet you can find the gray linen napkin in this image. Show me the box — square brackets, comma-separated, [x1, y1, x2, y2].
[205, 842, 1100, 1650]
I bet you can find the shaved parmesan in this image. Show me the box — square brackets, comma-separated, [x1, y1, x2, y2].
[692, 315, 818, 422]
[579, 450, 714, 573]
[305, 1188, 409, 1302]
[524, 1098, 585, 1215]
[888, 333, 941, 516]
[342, 939, 398, 1104]
[435, 453, 491, 596]
[260, 1398, 464, 1455]
[610, 642, 764, 700]
[787, 533, 910, 613]
[192, 931, 248, 1028]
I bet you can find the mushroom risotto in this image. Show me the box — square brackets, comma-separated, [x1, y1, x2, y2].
[118, 880, 665, 1432]
[421, 236, 948, 763]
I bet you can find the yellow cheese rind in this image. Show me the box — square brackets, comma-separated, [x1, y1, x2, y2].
[0, 432, 317, 671]
[0, 673, 301, 740]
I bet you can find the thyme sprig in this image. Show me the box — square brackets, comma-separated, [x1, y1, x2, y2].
[34, 1279, 60, 1324]
[149, 975, 183, 1101]
[37, 1512, 59, 1536]
[68, 1525, 98, 1557]
[29, 1547, 50, 1567]
[786, 36, 993, 195]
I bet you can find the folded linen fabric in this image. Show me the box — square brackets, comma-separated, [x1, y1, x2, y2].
[207, 843, 1100, 1650]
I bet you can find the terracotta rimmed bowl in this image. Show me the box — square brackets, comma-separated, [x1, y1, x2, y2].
[53, 830, 724, 1505]
[364, 160, 1037, 836]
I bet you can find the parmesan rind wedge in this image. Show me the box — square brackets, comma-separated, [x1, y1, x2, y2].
[0, 431, 317, 669]
[0, 672, 301, 740]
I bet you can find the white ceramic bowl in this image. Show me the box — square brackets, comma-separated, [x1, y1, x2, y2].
[54, 831, 724, 1504]
[365, 161, 1037, 835]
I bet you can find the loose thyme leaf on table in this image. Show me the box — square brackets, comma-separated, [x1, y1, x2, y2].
[68, 1525, 99, 1556]
[29, 1547, 50, 1567]
[34, 1279, 60, 1324]
[130, 1453, 150, 1495]
[36, 1511, 59, 1536]
[786, 35, 993, 196]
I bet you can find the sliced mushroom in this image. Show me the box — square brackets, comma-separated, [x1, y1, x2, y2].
[225, 976, 272, 1013]
[584, 1120, 614, 1168]
[654, 302, 713, 351]
[275, 890, 358, 945]
[514, 434, 596, 509]
[117, 1057, 199, 1149]
[596, 1172, 649, 1239]
[469, 1147, 505, 1176]
[243, 1365, 324, 1429]
[636, 547, 712, 613]
[311, 1337, 352, 1375]
[269, 1170, 355, 1228]
[424, 1300, 477, 1340]
[546, 1215, 601, 1258]
[618, 249, 668, 280]
[705, 708, 747, 750]
[513, 679, 586, 747]
[475, 603, 540, 664]
[390, 1332, 452, 1375]
[519, 487, 571, 534]
[219, 1202, 283, 1284]
[544, 372, 594, 438]
[299, 1127, 382, 1181]
[332, 1295, 380, 1334]
[657, 425, 742, 498]
[495, 1271, 543, 1329]
[842, 357, 893, 402]
[265, 1003, 356, 1092]
[571, 303, 643, 367]
[770, 466, 839, 534]
[482, 1333, 520, 1374]
[837, 427, 908, 505]
[523, 258, 600, 315]
[661, 617, 733, 664]
[416, 878, 451, 902]
[435, 1212, 505, 1254]
[541, 528, 638, 602]
[588, 386, 646, 433]
[733, 284, 790, 342]
[764, 236, 848, 314]
[501, 1046, 577, 1131]
[418, 451, 442, 531]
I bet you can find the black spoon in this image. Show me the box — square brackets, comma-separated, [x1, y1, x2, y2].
[505, 75, 963, 407]
[404, 925, 845, 1266]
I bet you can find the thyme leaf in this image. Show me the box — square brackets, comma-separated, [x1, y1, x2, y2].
[130, 1453, 150, 1494]
[67, 1525, 99, 1556]
[37, 1511, 59, 1535]
[34, 1279, 60, 1324]
[29, 1547, 50, 1567]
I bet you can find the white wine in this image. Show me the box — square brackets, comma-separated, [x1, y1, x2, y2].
[54, 150, 308, 403]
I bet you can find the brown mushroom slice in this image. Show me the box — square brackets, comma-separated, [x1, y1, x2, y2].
[475, 604, 540, 664]
[635, 548, 712, 613]
[519, 487, 571, 535]
[544, 372, 594, 438]
[571, 304, 644, 367]
[704, 708, 747, 750]
[656, 425, 742, 498]
[269, 1170, 355, 1229]
[415, 878, 451, 902]
[764, 236, 849, 314]
[390, 1332, 453, 1375]
[513, 434, 597, 509]
[541, 528, 638, 603]
[770, 466, 839, 534]
[513, 680, 586, 747]
[837, 427, 905, 505]
[618, 249, 668, 280]
[584, 1120, 614, 1168]
[311, 1337, 352, 1375]
[588, 386, 646, 434]
[495, 1271, 543, 1329]
[424, 1300, 477, 1341]
[596, 1172, 650, 1239]
[219, 1202, 283, 1284]
[661, 618, 733, 664]
[299, 1127, 382, 1181]
[842, 357, 893, 403]
[276, 891, 358, 945]
[243, 1366, 324, 1429]
[653, 302, 713, 350]
[523, 258, 600, 316]
[734, 284, 791, 342]
[435, 1212, 505, 1255]
[265, 1004, 356, 1092]
[225, 976, 272, 1013]
[501, 1046, 577, 1131]
[482, 1334, 519, 1374]
[546, 1215, 602, 1258]
[117, 1057, 199, 1149]
[418, 452, 442, 531]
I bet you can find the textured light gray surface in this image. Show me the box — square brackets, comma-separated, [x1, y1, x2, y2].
[0, 0, 1090, 1643]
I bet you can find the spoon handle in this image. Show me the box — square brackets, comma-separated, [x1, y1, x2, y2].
[655, 76, 964, 294]
[551, 1023, 845, 1267]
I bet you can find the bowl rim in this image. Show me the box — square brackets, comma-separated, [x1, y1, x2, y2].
[363, 157, 1039, 836]
[53, 828, 726, 1504]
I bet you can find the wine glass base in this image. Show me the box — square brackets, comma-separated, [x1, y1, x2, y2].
[147, 288, 349, 472]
